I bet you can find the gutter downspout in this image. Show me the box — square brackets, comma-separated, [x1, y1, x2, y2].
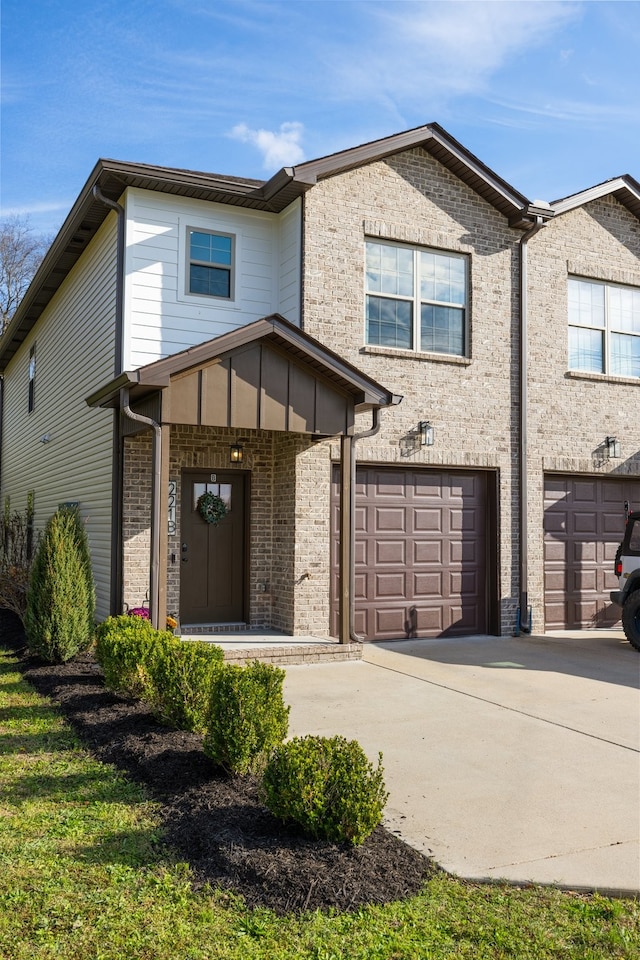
[93, 185, 126, 618]
[518, 216, 546, 634]
[120, 387, 161, 629]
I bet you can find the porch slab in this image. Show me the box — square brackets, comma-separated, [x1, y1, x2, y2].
[179, 629, 363, 665]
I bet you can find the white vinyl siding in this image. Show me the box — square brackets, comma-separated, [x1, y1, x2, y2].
[0, 217, 117, 619]
[124, 189, 301, 368]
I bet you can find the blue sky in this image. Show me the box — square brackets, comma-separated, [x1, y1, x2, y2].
[2, 0, 639, 236]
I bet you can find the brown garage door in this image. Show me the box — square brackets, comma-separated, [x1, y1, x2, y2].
[332, 466, 490, 641]
[544, 475, 640, 629]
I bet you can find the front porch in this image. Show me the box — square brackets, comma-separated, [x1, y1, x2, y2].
[179, 626, 363, 665]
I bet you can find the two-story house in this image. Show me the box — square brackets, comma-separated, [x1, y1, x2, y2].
[1, 123, 639, 642]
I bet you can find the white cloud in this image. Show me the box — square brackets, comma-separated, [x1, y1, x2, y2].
[229, 122, 306, 170]
[331, 1, 581, 103]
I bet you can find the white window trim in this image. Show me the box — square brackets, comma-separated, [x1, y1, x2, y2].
[364, 238, 469, 357]
[568, 275, 640, 378]
[177, 217, 242, 309]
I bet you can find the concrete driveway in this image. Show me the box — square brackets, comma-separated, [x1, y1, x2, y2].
[283, 630, 640, 896]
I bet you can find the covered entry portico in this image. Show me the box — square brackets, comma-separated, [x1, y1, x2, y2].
[87, 315, 398, 642]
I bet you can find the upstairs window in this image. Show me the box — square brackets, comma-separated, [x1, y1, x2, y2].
[188, 229, 234, 299]
[28, 344, 36, 413]
[569, 277, 640, 378]
[365, 240, 467, 356]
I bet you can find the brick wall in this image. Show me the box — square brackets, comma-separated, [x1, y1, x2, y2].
[301, 147, 522, 633]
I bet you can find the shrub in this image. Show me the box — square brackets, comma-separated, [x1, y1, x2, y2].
[261, 735, 388, 845]
[0, 499, 38, 621]
[203, 661, 289, 775]
[147, 639, 224, 732]
[95, 614, 163, 700]
[24, 507, 95, 663]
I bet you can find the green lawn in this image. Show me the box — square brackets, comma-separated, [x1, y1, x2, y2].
[1, 646, 638, 960]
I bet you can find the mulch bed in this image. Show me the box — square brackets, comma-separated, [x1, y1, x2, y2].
[1, 613, 438, 915]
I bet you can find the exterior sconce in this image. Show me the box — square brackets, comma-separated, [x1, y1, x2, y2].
[605, 436, 621, 460]
[419, 421, 434, 446]
[229, 442, 244, 464]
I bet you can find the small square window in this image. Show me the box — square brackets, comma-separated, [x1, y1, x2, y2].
[188, 229, 234, 299]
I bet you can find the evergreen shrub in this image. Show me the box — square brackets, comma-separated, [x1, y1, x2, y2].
[203, 661, 289, 775]
[95, 614, 163, 700]
[147, 639, 224, 732]
[24, 507, 95, 663]
[261, 735, 388, 845]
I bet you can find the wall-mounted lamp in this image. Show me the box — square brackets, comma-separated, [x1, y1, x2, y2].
[605, 436, 621, 460]
[229, 442, 244, 464]
[418, 421, 434, 447]
[39, 433, 51, 444]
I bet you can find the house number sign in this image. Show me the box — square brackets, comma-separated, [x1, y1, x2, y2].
[168, 481, 177, 535]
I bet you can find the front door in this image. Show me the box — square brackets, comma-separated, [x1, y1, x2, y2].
[180, 471, 247, 624]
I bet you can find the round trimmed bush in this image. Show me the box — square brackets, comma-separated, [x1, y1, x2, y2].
[261, 735, 388, 845]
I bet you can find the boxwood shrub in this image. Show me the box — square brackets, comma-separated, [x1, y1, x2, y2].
[147, 638, 224, 732]
[94, 614, 163, 701]
[203, 661, 289, 775]
[261, 734, 388, 845]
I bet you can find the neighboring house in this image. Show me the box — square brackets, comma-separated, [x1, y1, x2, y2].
[1, 123, 639, 641]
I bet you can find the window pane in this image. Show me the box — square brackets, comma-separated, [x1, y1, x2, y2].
[611, 333, 640, 377]
[366, 296, 412, 349]
[568, 279, 604, 328]
[609, 286, 640, 333]
[420, 305, 464, 355]
[190, 264, 231, 297]
[568, 326, 603, 372]
[190, 231, 232, 266]
[366, 242, 413, 297]
[420, 252, 465, 305]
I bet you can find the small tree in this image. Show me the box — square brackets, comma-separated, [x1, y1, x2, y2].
[0, 497, 37, 621]
[24, 507, 95, 662]
[0, 215, 52, 333]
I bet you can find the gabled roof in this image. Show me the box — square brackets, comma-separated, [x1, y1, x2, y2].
[551, 175, 640, 220]
[86, 313, 401, 415]
[0, 122, 552, 372]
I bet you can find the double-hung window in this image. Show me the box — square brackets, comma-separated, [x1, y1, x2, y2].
[568, 277, 640, 378]
[188, 229, 234, 299]
[365, 240, 467, 356]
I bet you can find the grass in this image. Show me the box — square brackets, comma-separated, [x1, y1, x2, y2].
[1, 646, 638, 960]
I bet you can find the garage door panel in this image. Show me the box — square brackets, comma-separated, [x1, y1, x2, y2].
[413, 508, 444, 532]
[544, 540, 566, 562]
[332, 467, 490, 640]
[413, 572, 444, 597]
[376, 540, 406, 564]
[414, 540, 442, 564]
[374, 507, 406, 532]
[374, 573, 406, 598]
[573, 512, 598, 535]
[544, 474, 640, 630]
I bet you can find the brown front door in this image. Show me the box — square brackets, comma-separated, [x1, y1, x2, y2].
[180, 471, 247, 624]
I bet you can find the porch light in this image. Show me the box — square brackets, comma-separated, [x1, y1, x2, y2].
[605, 436, 621, 459]
[230, 442, 244, 464]
[419, 421, 434, 446]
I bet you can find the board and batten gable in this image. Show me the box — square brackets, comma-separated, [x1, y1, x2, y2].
[0, 216, 117, 619]
[123, 189, 302, 369]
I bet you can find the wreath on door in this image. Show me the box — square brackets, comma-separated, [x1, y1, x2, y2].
[197, 491, 228, 525]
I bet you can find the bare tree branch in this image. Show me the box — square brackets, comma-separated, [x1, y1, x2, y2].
[0, 215, 53, 334]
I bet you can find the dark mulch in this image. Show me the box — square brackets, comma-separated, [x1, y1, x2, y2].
[1, 613, 438, 915]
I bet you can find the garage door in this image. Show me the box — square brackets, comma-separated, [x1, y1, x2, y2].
[543, 475, 640, 629]
[331, 467, 490, 641]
